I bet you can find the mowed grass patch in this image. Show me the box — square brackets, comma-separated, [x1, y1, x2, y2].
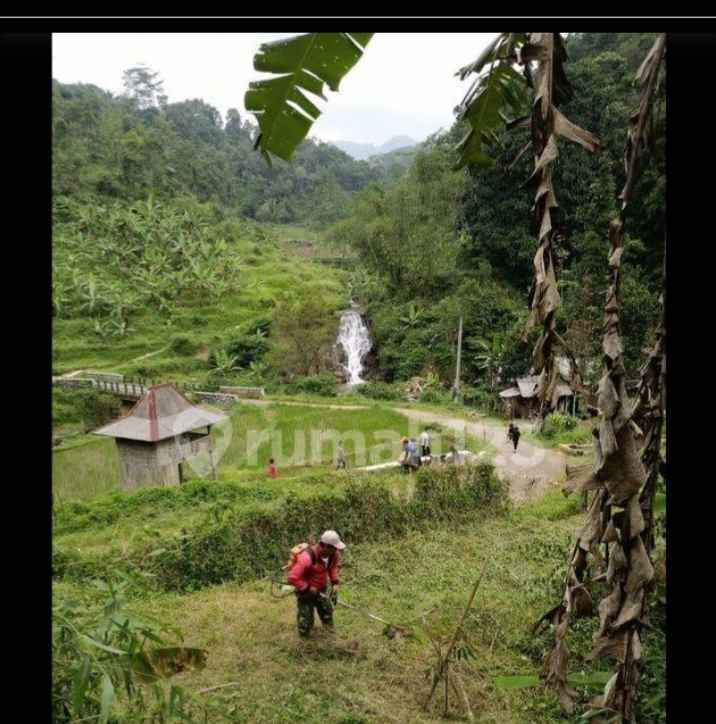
[53, 401, 495, 505]
[121, 492, 588, 723]
[220, 402, 492, 474]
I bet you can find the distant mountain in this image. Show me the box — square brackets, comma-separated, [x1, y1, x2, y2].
[334, 135, 418, 161]
[378, 135, 417, 154]
[366, 145, 419, 179]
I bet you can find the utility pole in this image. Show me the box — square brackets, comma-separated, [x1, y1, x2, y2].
[452, 315, 463, 402]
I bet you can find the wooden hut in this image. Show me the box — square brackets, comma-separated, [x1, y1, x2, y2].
[94, 384, 227, 491]
[499, 375, 540, 419]
[499, 374, 574, 419]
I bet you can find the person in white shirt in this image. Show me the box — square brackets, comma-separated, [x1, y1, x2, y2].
[419, 429, 431, 458]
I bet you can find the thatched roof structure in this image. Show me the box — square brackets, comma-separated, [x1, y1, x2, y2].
[94, 384, 226, 443]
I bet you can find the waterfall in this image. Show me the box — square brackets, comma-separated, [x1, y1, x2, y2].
[337, 308, 372, 385]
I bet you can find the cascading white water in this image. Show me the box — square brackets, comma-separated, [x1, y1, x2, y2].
[337, 309, 372, 385]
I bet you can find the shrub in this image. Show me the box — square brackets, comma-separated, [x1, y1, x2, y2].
[53, 388, 121, 431]
[199, 379, 221, 392]
[54, 465, 508, 592]
[244, 316, 272, 337]
[419, 388, 452, 405]
[357, 381, 402, 401]
[541, 411, 578, 438]
[53, 480, 277, 536]
[461, 385, 502, 415]
[285, 373, 338, 397]
[53, 574, 203, 723]
[412, 462, 507, 520]
[224, 333, 269, 367]
[170, 335, 198, 356]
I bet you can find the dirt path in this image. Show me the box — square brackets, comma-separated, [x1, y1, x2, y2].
[392, 408, 566, 504]
[56, 345, 170, 379]
[239, 399, 369, 411]
[237, 399, 566, 504]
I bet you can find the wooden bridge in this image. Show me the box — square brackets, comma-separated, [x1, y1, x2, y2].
[54, 374, 151, 400]
[53, 373, 265, 405]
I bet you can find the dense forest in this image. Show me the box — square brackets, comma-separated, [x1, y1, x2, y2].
[53, 67, 395, 228]
[327, 31, 664, 399]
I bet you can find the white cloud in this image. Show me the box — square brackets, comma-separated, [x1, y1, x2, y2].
[53, 32, 497, 145]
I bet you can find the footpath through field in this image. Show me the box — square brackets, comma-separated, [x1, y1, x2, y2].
[240, 399, 566, 504]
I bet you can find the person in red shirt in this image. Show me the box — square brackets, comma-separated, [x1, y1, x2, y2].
[267, 458, 278, 478]
[287, 530, 345, 637]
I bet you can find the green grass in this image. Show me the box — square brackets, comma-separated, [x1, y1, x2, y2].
[52, 401, 494, 504]
[52, 470, 411, 566]
[52, 465, 665, 723]
[524, 419, 594, 449]
[52, 487, 606, 723]
[53, 437, 120, 503]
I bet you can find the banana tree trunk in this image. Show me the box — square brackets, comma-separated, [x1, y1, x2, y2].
[535, 33, 665, 722]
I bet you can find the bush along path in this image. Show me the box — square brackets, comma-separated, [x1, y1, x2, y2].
[392, 407, 566, 504]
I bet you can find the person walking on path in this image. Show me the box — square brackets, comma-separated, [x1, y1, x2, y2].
[335, 440, 347, 470]
[407, 437, 421, 470]
[400, 437, 411, 473]
[507, 423, 521, 453]
[287, 530, 345, 638]
[419, 429, 431, 459]
[267, 458, 278, 478]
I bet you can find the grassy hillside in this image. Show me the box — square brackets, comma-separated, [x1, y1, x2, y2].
[52, 478, 666, 723]
[53, 207, 346, 378]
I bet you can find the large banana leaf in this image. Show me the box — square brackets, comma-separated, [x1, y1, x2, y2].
[246, 33, 374, 163]
[454, 33, 530, 168]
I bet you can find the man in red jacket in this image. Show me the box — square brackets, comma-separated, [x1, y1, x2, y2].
[287, 530, 345, 638]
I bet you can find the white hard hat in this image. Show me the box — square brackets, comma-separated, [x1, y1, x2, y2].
[320, 530, 345, 550]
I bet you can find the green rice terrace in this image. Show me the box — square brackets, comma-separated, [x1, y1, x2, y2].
[52, 30, 666, 724]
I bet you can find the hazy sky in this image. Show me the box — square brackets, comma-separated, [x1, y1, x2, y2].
[52, 32, 497, 146]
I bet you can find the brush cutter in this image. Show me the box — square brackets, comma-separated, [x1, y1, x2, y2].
[325, 595, 413, 638]
[271, 580, 412, 637]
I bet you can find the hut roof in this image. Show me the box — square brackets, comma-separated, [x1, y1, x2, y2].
[94, 384, 227, 442]
[500, 375, 573, 401]
[516, 376, 540, 399]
